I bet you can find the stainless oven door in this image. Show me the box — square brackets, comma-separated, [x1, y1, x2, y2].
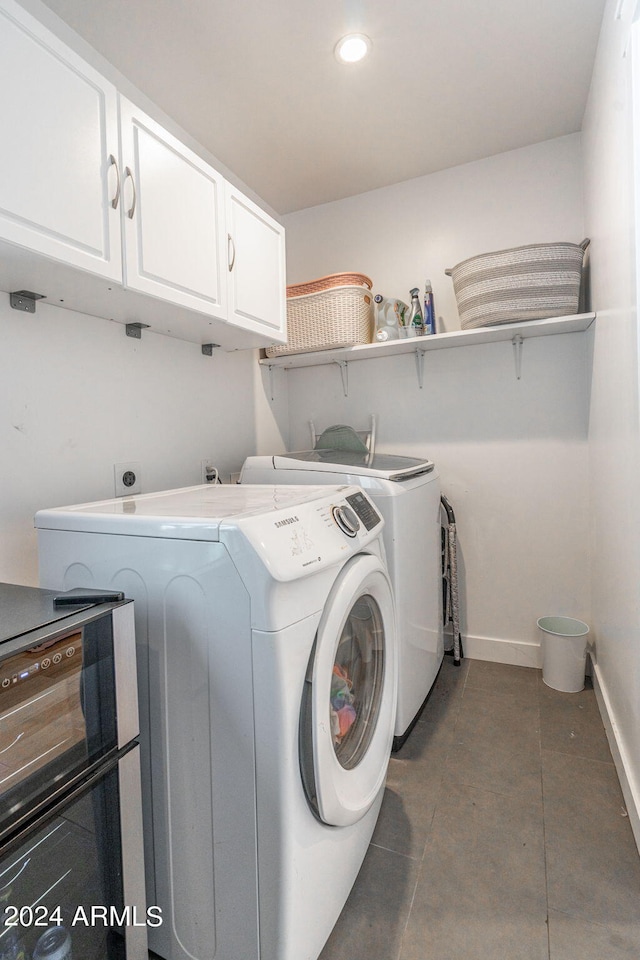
[0, 745, 147, 960]
[0, 604, 138, 843]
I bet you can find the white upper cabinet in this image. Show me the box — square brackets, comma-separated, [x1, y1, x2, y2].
[0, 0, 286, 348]
[119, 98, 227, 319]
[225, 186, 286, 339]
[0, 0, 121, 280]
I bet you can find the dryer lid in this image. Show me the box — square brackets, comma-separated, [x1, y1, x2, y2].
[275, 449, 435, 481]
[34, 483, 369, 541]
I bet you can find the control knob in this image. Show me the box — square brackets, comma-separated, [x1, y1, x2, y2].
[332, 504, 360, 538]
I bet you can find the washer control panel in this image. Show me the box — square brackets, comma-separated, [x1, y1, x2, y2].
[345, 490, 382, 531]
[233, 485, 385, 581]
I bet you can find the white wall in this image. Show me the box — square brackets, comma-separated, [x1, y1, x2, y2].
[284, 134, 585, 333]
[280, 135, 590, 666]
[0, 0, 292, 586]
[0, 295, 286, 586]
[582, 0, 640, 846]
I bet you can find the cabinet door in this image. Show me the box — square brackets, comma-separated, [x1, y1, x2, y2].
[225, 185, 286, 341]
[0, 0, 121, 280]
[120, 98, 227, 318]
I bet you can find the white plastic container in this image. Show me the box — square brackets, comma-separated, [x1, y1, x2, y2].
[537, 616, 589, 693]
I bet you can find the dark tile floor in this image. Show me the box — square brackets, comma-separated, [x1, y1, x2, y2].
[319, 657, 640, 960]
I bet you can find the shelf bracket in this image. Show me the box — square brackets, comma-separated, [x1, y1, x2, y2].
[268, 364, 276, 402]
[512, 334, 524, 380]
[126, 322, 150, 340]
[201, 343, 219, 357]
[10, 290, 46, 314]
[334, 360, 349, 397]
[415, 348, 425, 389]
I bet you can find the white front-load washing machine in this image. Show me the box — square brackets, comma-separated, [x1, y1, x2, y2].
[35, 483, 397, 960]
[240, 450, 443, 750]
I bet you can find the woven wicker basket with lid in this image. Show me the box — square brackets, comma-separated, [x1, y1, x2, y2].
[265, 272, 374, 358]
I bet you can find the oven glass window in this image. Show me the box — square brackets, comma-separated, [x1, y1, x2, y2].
[330, 595, 385, 770]
[0, 617, 118, 834]
[0, 761, 126, 960]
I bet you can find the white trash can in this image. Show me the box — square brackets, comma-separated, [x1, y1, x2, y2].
[537, 616, 589, 693]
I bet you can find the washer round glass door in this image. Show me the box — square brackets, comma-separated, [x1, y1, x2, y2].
[300, 553, 396, 827]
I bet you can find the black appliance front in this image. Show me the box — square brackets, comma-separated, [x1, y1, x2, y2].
[0, 583, 147, 960]
[0, 746, 144, 960]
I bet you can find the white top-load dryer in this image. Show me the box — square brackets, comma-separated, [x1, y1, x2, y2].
[240, 450, 443, 749]
[35, 483, 396, 960]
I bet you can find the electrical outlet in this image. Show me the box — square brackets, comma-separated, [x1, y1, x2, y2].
[114, 462, 142, 497]
[201, 460, 218, 484]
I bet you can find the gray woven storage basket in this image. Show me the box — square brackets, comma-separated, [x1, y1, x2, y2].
[265, 274, 373, 358]
[446, 239, 590, 329]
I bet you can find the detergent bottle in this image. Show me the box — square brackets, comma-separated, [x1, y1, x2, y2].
[374, 295, 404, 341]
[423, 280, 436, 335]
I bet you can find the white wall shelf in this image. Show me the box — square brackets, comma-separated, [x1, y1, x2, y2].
[259, 312, 596, 395]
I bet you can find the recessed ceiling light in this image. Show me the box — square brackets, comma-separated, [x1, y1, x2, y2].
[334, 33, 371, 64]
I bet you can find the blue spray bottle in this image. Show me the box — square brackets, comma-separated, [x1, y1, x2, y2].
[424, 280, 436, 335]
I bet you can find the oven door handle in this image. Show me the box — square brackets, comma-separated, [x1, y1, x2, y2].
[0, 743, 137, 855]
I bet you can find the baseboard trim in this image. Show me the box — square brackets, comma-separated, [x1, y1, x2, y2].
[591, 662, 640, 854]
[451, 633, 542, 669]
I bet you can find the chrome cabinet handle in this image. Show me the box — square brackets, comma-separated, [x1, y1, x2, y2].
[228, 233, 236, 272]
[108, 154, 121, 209]
[124, 166, 137, 219]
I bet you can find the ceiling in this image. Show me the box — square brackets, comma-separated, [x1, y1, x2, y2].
[38, 0, 606, 215]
